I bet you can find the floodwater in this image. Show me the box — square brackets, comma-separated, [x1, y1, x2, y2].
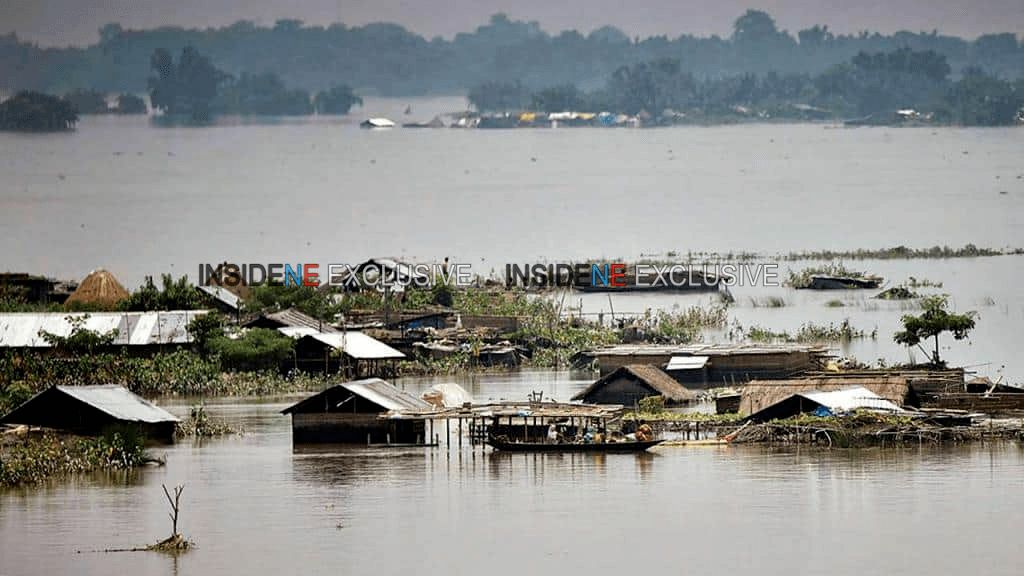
[1, 97, 1022, 379]
[1, 97, 1021, 284]
[3, 98, 1024, 575]
[3, 385, 1024, 576]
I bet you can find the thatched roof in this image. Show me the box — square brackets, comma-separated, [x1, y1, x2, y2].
[740, 375, 911, 416]
[572, 364, 696, 403]
[64, 269, 129, 308]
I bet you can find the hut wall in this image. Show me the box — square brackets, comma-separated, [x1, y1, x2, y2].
[715, 395, 742, 414]
[1, 389, 176, 442]
[921, 394, 1024, 412]
[460, 315, 520, 332]
[291, 413, 425, 444]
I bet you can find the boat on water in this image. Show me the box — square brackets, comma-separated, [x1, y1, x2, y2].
[486, 437, 664, 453]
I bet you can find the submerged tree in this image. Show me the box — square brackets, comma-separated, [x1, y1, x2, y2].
[313, 84, 363, 115]
[893, 295, 976, 366]
[0, 91, 78, 131]
[214, 71, 313, 115]
[63, 89, 109, 114]
[148, 47, 227, 120]
[115, 93, 147, 114]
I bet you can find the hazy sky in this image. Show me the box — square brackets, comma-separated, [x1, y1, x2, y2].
[2, 0, 1022, 47]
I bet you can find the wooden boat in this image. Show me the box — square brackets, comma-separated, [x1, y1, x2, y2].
[486, 437, 664, 453]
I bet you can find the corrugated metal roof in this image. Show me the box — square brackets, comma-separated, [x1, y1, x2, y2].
[277, 326, 321, 339]
[666, 355, 710, 370]
[343, 379, 430, 411]
[801, 386, 903, 414]
[302, 331, 405, 360]
[281, 378, 430, 414]
[56, 385, 179, 423]
[0, 311, 208, 348]
[197, 285, 241, 311]
[251, 308, 337, 332]
[588, 343, 827, 357]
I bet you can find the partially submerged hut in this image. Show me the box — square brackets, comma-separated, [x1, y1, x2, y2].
[571, 364, 696, 408]
[64, 268, 129, 309]
[740, 375, 914, 417]
[580, 343, 830, 386]
[281, 378, 430, 444]
[0, 385, 178, 442]
[745, 386, 904, 422]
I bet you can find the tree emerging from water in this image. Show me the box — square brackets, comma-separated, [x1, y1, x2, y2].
[0, 91, 78, 131]
[148, 46, 228, 120]
[313, 84, 363, 115]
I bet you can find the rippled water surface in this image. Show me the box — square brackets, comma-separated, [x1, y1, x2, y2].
[2, 383, 1024, 576]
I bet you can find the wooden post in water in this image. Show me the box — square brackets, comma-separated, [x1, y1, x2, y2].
[458, 418, 463, 449]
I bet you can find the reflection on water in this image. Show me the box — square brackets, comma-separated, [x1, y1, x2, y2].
[3, 396, 1024, 576]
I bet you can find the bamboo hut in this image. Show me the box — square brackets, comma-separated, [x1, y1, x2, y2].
[64, 268, 129, 309]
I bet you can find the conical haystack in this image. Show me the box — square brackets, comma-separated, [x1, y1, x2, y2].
[65, 268, 129, 308]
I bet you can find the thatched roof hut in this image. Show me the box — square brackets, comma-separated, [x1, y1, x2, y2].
[64, 268, 129, 309]
[572, 364, 697, 407]
[740, 375, 914, 416]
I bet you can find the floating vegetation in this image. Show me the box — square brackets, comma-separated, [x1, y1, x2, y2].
[876, 286, 920, 300]
[905, 276, 943, 288]
[638, 305, 730, 343]
[749, 296, 786, 308]
[744, 320, 875, 343]
[175, 404, 238, 438]
[825, 299, 845, 307]
[785, 263, 873, 288]
[782, 244, 1019, 261]
[0, 430, 150, 487]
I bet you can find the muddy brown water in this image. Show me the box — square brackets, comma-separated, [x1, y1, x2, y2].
[2, 372, 1024, 576]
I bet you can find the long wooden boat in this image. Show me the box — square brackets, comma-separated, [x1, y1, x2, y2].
[486, 437, 664, 453]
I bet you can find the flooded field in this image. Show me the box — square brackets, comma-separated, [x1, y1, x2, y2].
[1, 98, 1021, 286]
[2, 384, 1024, 576]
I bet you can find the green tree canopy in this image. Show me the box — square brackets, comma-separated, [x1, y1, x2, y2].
[121, 274, 203, 311]
[148, 46, 227, 119]
[313, 84, 363, 115]
[0, 91, 78, 131]
[39, 315, 118, 354]
[893, 295, 976, 366]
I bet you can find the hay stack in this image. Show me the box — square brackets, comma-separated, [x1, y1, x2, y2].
[65, 268, 129, 309]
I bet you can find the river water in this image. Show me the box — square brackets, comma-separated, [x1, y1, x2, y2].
[3, 98, 1024, 574]
[1, 98, 1022, 379]
[2, 383, 1024, 576]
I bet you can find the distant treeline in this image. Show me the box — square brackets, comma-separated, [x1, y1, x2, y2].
[469, 48, 1024, 125]
[1, 11, 1022, 97]
[148, 47, 361, 119]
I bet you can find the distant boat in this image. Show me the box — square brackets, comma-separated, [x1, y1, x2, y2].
[486, 437, 664, 453]
[360, 118, 395, 129]
[803, 275, 883, 290]
[404, 105, 412, 115]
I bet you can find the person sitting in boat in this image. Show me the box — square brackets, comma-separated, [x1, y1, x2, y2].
[635, 421, 654, 442]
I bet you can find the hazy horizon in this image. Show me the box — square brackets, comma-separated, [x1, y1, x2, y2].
[2, 0, 1022, 47]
